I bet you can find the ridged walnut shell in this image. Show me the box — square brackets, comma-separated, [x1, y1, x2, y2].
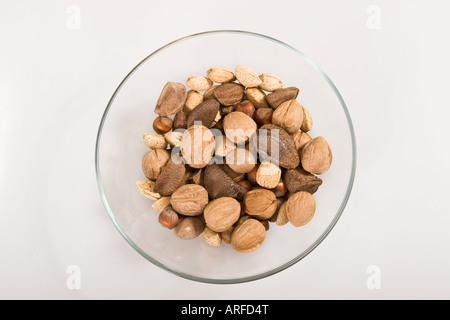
[204, 197, 241, 232]
[231, 219, 266, 253]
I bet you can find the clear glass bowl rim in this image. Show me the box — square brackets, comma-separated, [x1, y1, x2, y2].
[95, 30, 357, 284]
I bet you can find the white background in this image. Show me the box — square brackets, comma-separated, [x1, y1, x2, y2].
[1, 0, 450, 299]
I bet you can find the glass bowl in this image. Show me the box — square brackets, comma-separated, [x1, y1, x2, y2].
[95, 30, 356, 284]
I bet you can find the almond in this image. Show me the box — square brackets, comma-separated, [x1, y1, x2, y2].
[206, 66, 235, 83]
[301, 106, 313, 132]
[201, 227, 222, 246]
[184, 90, 204, 114]
[142, 133, 168, 150]
[259, 73, 283, 92]
[186, 75, 213, 91]
[136, 180, 161, 200]
[235, 65, 262, 87]
[245, 87, 269, 108]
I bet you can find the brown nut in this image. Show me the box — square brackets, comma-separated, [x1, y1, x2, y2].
[154, 158, 186, 196]
[254, 108, 273, 126]
[235, 65, 262, 88]
[246, 87, 269, 109]
[214, 135, 235, 157]
[142, 149, 170, 180]
[174, 216, 205, 239]
[206, 66, 235, 83]
[300, 136, 333, 174]
[204, 197, 241, 232]
[266, 87, 299, 109]
[186, 99, 220, 129]
[203, 85, 218, 100]
[253, 124, 299, 169]
[152, 196, 171, 212]
[153, 116, 173, 134]
[222, 164, 245, 182]
[184, 90, 204, 114]
[223, 111, 257, 144]
[292, 131, 312, 152]
[225, 148, 256, 174]
[284, 167, 323, 194]
[243, 189, 278, 220]
[154, 82, 187, 116]
[272, 99, 304, 134]
[213, 83, 245, 106]
[186, 75, 213, 92]
[286, 191, 316, 227]
[275, 201, 289, 226]
[201, 227, 222, 246]
[136, 180, 161, 200]
[270, 178, 287, 197]
[234, 100, 255, 118]
[259, 73, 283, 92]
[246, 164, 259, 186]
[170, 184, 209, 216]
[221, 226, 234, 244]
[143, 133, 168, 150]
[203, 164, 239, 199]
[301, 106, 313, 132]
[180, 125, 215, 168]
[173, 110, 187, 130]
[158, 207, 182, 229]
[256, 160, 282, 189]
[231, 218, 266, 252]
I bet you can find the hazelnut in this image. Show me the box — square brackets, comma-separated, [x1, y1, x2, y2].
[300, 136, 333, 174]
[180, 125, 215, 168]
[286, 191, 316, 227]
[231, 218, 266, 252]
[260, 219, 270, 231]
[158, 207, 182, 229]
[142, 149, 170, 180]
[225, 148, 256, 174]
[170, 184, 209, 216]
[235, 100, 255, 118]
[204, 197, 241, 232]
[243, 189, 278, 220]
[153, 116, 173, 134]
[237, 180, 252, 192]
[174, 216, 205, 240]
[256, 160, 282, 189]
[272, 99, 304, 134]
[246, 164, 260, 186]
[254, 108, 273, 126]
[270, 178, 287, 197]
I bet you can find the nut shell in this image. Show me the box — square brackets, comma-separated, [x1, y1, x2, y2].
[243, 189, 278, 220]
[142, 149, 170, 180]
[170, 184, 209, 216]
[204, 197, 241, 232]
[223, 111, 257, 144]
[154, 82, 187, 116]
[272, 99, 303, 134]
[286, 191, 316, 227]
[174, 216, 205, 240]
[300, 136, 333, 174]
[231, 218, 266, 252]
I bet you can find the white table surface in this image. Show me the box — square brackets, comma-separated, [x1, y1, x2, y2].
[1, 0, 450, 299]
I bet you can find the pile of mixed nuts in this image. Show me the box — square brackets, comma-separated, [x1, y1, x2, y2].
[136, 65, 332, 253]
